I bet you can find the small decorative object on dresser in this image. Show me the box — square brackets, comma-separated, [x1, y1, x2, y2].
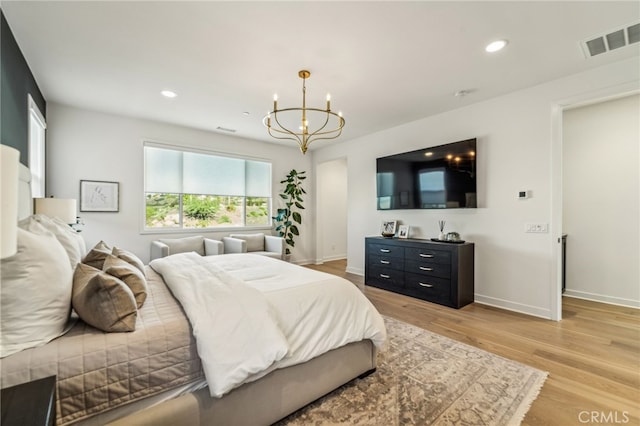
[381, 220, 397, 238]
[398, 225, 409, 239]
[365, 236, 474, 308]
[438, 220, 446, 241]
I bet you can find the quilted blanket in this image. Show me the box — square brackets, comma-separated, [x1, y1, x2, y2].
[0, 267, 203, 425]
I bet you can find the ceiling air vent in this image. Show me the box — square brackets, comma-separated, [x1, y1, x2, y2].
[216, 126, 237, 133]
[582, 22, 640, 58]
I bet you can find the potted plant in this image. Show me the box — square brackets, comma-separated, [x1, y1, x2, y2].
[272, 169, 306, 256]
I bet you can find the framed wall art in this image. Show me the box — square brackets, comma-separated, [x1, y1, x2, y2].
[80, 180, 119, 212]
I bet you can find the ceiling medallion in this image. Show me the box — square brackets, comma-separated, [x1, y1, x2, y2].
[264, 70, 345, 154]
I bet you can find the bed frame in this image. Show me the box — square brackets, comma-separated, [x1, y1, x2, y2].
[16, 165, 377, 425]
[108, 340, 376, 425]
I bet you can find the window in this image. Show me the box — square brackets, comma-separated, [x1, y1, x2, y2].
[419, 169, 446, 208]
[144, 144, 271, 230]
[28, 95, 46, 198]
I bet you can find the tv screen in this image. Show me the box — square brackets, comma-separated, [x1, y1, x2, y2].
[376, 138, 477, 210]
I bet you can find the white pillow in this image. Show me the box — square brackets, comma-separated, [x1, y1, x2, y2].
[20, 215, 84, 270]
[1, 227, 73, 358]
[158, 236, 205, 256]
[229, 233, 265, 252]
[52, 217, 86, 257]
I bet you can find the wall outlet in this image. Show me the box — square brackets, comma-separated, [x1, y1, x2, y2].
[525, 223, 548, 233]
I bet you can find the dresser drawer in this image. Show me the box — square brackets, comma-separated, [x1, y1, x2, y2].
[405, 260, 451, 279]
[405, 247, 451, 264]
[369, 254, 405, 271]
[404, 273, 451, 302]
[369, 243, 405, 258]
[367, 265, 404, 291]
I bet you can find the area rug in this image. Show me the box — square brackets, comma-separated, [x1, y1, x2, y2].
[278, 316, 548, 426]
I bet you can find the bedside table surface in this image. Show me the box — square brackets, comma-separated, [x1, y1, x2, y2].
[1, 375, 56, 426]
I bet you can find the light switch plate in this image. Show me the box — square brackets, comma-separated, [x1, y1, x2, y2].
[525, 223, 548, 233]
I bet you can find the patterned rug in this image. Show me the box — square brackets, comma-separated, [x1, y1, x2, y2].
[278, 316, 547, 425]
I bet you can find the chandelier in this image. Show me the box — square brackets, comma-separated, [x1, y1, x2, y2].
[263, 70, 345, 154]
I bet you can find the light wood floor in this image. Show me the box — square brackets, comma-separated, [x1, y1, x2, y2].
[306, 260, 640, 425]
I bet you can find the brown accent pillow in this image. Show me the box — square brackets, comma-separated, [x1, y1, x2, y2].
[72, 263, 137, 332]
[82, 240, 112, 270]
[103, 255, 148, 308]
[112, 246, 146, 277]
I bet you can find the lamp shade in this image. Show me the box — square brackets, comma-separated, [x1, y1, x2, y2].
[34, 198, 77, 224]
[1, 145, 20, 259]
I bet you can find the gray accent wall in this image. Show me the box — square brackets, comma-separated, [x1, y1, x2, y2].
[1, 10, 46, 165]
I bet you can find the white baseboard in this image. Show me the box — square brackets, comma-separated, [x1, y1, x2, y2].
[563, 289, 640, 309]
[474, 294, 553, 320]
[323, 254, 347, 262]
[346, 266, 364, 276]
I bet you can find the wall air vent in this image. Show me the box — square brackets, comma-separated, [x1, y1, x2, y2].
[216, 126, 237, 133]
[582, 22, 640, 58]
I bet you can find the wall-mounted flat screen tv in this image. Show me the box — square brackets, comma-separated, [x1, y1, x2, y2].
[376, 138, 477, 210]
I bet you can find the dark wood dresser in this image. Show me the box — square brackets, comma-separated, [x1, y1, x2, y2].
[365, 236, 474, 308]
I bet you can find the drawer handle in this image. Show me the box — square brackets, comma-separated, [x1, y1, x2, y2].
[419, 282, 434, 288]
[380, 249, 391, 253]
[419, 253, 434, 258]
[380, 260, 390, 264]
[419, 266, 433, 271]
[380, 274, 391, 279]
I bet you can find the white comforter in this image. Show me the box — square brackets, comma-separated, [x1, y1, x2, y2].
[150, 253, 386, 398]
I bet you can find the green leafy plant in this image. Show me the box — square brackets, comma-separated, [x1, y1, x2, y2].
[273, 169, 306, 255]
[183, 195, 219, 220]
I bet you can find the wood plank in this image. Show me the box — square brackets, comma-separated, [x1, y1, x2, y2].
[306, 259, 640, 426]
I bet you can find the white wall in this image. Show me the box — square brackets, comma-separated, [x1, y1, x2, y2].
[315, 158, 348, 263]
[46, 103, 314, 264]
[562, 94, 639, 307]
[313, 57, 639, 319]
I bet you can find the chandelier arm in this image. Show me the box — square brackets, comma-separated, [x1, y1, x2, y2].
[306, 110, 331, 139]
[272, 110, 304, 141]
[306, 125, 345, 145]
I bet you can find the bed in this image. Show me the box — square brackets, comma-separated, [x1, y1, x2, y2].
[0, 165, 387, 425]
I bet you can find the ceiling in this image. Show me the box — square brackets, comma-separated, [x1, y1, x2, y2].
[3, 1, 639, 151]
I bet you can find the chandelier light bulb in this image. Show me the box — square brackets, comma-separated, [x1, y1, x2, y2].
[485, 39, 508, 53]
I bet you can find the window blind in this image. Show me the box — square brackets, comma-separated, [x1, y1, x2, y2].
[144, 145, 271, 197]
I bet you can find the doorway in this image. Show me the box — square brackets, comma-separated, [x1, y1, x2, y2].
[315, 158, 348, 264]
[562, 94, 639, 307]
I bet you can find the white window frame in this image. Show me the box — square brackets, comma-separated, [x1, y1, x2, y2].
[141, 141, 273, 234]
[28, 94, 46, 198]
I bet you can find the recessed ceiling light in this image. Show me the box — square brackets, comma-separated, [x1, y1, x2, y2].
[485, 40, 508, 53]
[243, 111, 250, 116]
[161, 90, 177, 98]
[424, 152, 433, 157]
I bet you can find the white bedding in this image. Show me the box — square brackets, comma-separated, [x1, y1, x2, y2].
[149, 253, 386, 398]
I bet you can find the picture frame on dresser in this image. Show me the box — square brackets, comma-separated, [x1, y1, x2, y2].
[381, 220, 397, 237]
[398, 225, 409, 239]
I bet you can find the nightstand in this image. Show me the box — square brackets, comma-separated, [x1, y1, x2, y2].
[1, 376, 56, 426]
